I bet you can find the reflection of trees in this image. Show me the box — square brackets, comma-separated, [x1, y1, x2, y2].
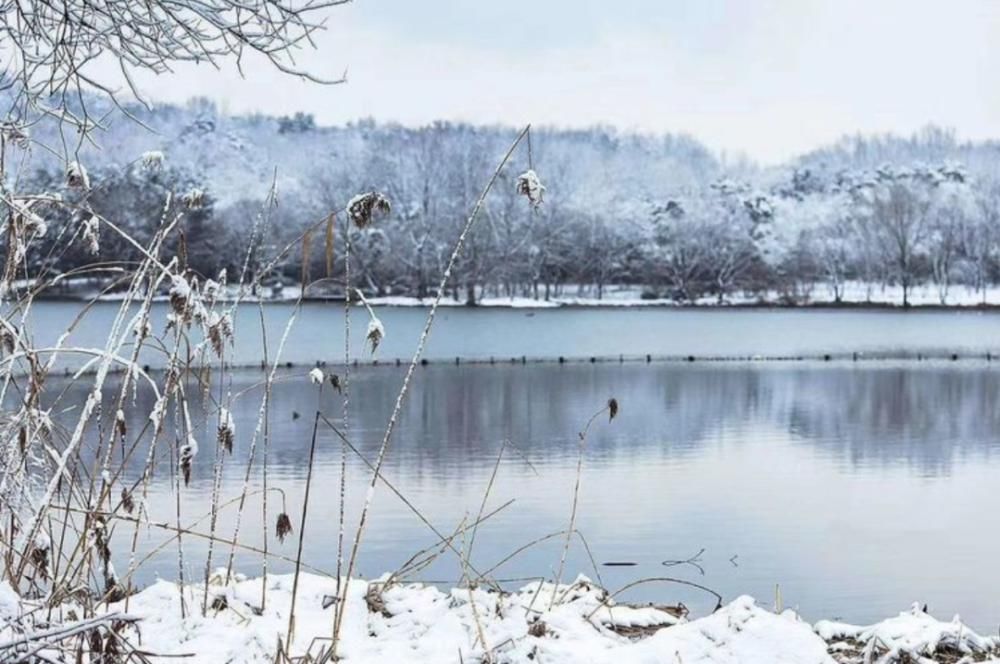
[784, 367, 1000, 474]
[30, 364, 1000, 486]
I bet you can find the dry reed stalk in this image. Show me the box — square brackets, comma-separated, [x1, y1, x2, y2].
[301, 229, 313, 286]
[466, 440, 507, 562]
[387, 500, 515, 585]
[459, 521, 493, 663]
[201, 389, 233, 615]
[335, 215, 352, 633]
[258, 307, 273, 609]
[318, 414, 497, 585]
[583, 577, 723, 621]
[329, 126, 532, 655]
[551, 398, 617, 608]
[325, 213, 335, 278]
[173, 388, 198, 619]
[287, 381, 325, 644]
[56, 505, 338, 578]
[12, 208, 180, 588]
[223, 299, 298, 585]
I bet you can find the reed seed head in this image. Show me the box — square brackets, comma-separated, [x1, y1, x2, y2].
[114, 409, 127, 442]
[81, 216, 100, 254]
[217, 408, 235, 454]
[66, 161, 90, 189]
[179, 435, 199, 486]
[516, 169, 545, 207]
[182, 188, 205, 209]
[121, 487, 135, 514]
[276, 512, 293, 543]
[141, 150, 165, 171]
[346, 192, 391, 228]
[366, 316, 384, 354]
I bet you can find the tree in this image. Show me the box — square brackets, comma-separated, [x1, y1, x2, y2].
[927, 185, 972, 304]
[649, 199, 710, 301]
[857, 170, 934, 307]
[702, 182, 772, 303]
[964, 185, 1000, 304]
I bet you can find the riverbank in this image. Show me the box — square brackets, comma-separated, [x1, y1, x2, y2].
[3, 573, 995, 663]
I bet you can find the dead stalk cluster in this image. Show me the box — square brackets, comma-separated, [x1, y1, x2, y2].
[0, 126, 659, 663]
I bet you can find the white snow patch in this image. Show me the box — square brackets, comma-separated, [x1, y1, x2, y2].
[816, 602, 998, 662]
[26, 576, 839, 664]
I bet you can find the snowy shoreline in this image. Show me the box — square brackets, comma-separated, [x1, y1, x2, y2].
[3, 573, 997, 663]
[33, 280, 1000, 310]
[35, 292, 1000, 311]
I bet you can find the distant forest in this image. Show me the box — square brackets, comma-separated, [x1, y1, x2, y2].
[8, 94, 1000, 306]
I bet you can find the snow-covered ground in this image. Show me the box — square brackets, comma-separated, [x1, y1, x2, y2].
[3, 573, 998, 663]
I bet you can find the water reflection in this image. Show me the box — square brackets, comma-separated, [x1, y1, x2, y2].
[27, 362, 1000, 628]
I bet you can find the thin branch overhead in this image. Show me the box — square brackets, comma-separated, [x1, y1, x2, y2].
[0, 0, 348, 139]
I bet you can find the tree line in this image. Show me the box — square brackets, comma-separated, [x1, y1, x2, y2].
[8, 100, 1000, 306]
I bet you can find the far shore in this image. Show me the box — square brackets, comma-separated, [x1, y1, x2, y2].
[25, 288, 1000, 312]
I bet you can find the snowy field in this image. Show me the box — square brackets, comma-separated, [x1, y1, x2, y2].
[3, 573, 996, 663]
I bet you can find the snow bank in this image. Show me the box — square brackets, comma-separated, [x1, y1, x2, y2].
[32, 575, 831, 663]
[6, 575, 999, 662]
[816, 602, 999, 663]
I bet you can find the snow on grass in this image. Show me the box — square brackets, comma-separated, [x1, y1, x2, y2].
[101, 575, 801, 663]
[816, 602, 999, 662]
[6, 573, 1000, 662]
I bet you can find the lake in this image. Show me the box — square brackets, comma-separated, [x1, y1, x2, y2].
[16, 300, 1000, 369]
[30, 366, 1000, 630]
[16, 303, 1000, 629]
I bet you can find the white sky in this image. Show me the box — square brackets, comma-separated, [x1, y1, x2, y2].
[125, 0, 1000, 164]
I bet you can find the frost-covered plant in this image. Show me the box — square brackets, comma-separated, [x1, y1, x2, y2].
[366, 317, 385, 353]
[141, 150, 165, 171]
[346, 191, 391, 228]
[207, 311, 233, 358]
[516, 169, 545, 207]
[354, 288, 386, 355]
[81, 215, 100, 254]
[182, 188, 205, 209]
[179, 434, 199, 486]
[1, 122, 30, 149]
[217, 408, 235, 454]
[66, 160, 90, 189]
[276, 512, 293, 543]
[114, 408, 127, 441]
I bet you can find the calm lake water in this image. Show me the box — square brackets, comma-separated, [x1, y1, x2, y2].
[38, 354, 1000, 630]
[17, 300, 1000, 368]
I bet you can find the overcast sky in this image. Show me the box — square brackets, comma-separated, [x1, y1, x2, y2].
[130, 0, 1000, 164]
